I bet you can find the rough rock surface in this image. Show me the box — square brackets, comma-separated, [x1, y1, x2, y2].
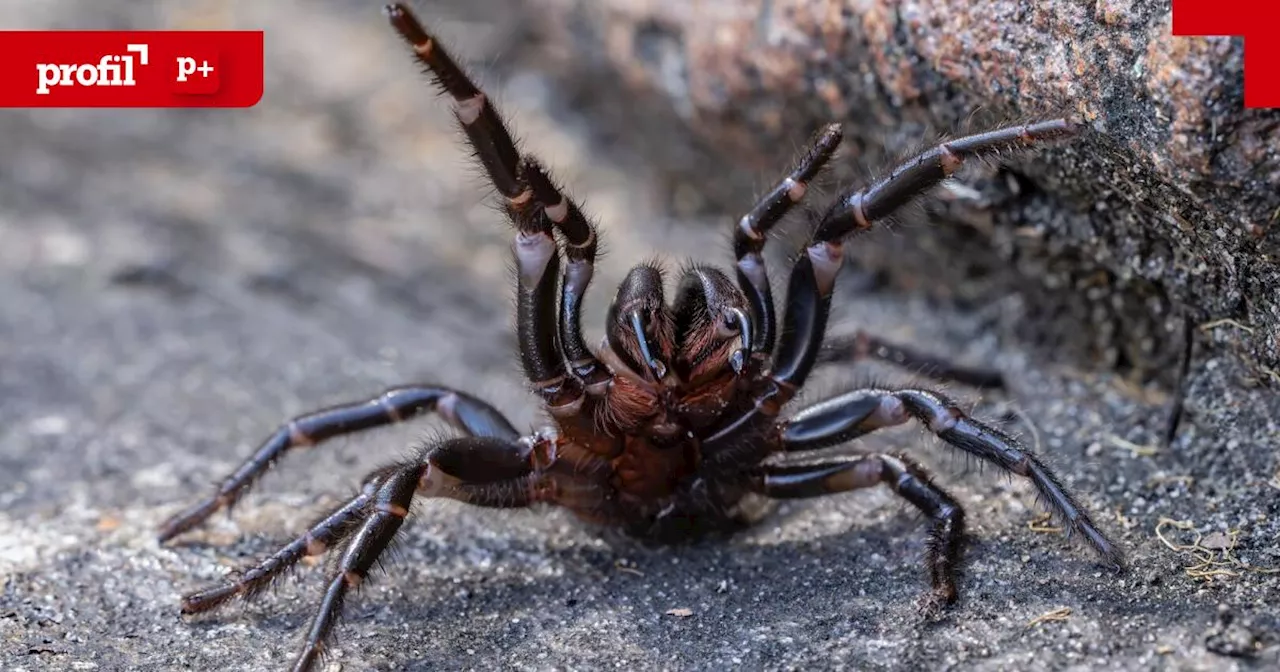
[1, 2, 1278, 672]
[529, 0, 1280, 380]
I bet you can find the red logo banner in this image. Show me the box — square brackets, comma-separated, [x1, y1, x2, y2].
[0, 31, 263, 108]
[1172, 0, 1279, 108]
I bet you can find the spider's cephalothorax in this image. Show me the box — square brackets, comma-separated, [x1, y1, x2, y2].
[160, 5, 1124, 671]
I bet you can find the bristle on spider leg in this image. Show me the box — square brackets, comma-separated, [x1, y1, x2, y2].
[813, 118, 1077, 242]
[180, 476, 383, 615]
[386, 3, 525, 198]
[735, 123, 844, 249]
[893, 388, 1124, 569]
[385, 4, 476, 99]
[292, 463, 423, 672]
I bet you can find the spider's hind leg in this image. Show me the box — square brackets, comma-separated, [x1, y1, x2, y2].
[776, 387, 1124, 567]
[179, 468, 388, 614]
[185, 435, 552, 672]
[750, 453, 965, 610]
[818, 331, 1007, 390]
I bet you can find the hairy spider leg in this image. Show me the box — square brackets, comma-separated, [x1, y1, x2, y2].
[179, 471, 386, 613]
[818, 331, 1007, 389]
[733, 124, 844, 356]
[703, 120, 1079, 462]
[180, 431, 617, 624]
[787, 119, 1080, 389]
[749, 453, 965, 606]
[388, 3, 613, 419]
[188, 433, 602, 672]
[385, 4, 521, 199]
[387, 2, 566, 401]
[296, 435, 619, 672]
[157, 386, 517, 542]
[521, 160, 609, 394]
[815, 120, 1078, 241]
[506, 187, 588, 413]
[776, 387, 1124, 567]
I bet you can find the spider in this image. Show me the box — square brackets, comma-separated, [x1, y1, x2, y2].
[160, 5, 1124, 670]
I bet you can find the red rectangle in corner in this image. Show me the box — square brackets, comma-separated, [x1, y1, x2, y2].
[1172, 0, 1280, 108]
[0, 31, 263, 108]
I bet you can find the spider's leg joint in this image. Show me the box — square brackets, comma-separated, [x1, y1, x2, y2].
[939, 143, 963, 175]
[434, 392, 459, 423]
[377, 502, 410, 518]
[515, 230, 556, 282]
[869, 394, 909, 429]
[454, 92, 486, 124]
[547, 394, 586, 418]
[738, 214, 764, 240]
[805, 240, 844, 296]
[287, 421, 316, 447]
[378, 395, 405, 422]
[567, 228, 596, 253]
[758, 379, 795, 414]
[304, 534, 328, 556]
[533, 375, 586, 417]
[508, 187, 534, 207]
[783, 176, 807, 201]
[847, 193, 871, 231]
[546, 197, 569, 223]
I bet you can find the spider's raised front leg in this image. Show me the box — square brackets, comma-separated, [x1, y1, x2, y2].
[777, 387, 1124, 567]
[158, 386, 518, 542]
[522, 159, 609, 394]
[386, 4, 608, 417]
[704, 120, 1077, 459]
[732, 123, 843, 357]
[182, 434, 580, 672]
[774, 119, 1079, 393]
[749, 453, 965, 607]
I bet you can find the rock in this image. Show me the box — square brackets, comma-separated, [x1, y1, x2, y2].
[527, 0, 1280, 380]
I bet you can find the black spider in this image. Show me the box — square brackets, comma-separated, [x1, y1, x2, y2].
[160, 5, 1124, 670]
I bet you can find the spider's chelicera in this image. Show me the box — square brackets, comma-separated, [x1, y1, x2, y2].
[161, 5, 1124, 670]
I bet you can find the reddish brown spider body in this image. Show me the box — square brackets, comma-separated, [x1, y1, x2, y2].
[161, 6, 1123, 671]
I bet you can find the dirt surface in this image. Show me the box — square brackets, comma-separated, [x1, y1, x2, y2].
[1, 2, 1278, 671]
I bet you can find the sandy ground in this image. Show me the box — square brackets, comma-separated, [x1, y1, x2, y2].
[1, 1, 1277, 671]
